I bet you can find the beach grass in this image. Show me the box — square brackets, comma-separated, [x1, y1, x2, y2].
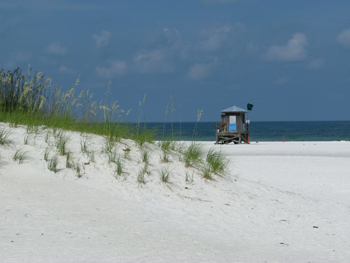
[0, 67, 229, 184]
[55, 133, 69, 156]
[43, 147, 51, 161]
[206, 148, 229, 175]
[0, 68, 154, 144]
[115, 156, 123, 176]
[0, 127, 11, 145]
[183, 142, 204, 167]
[48, 155, 59, 172]
[66, 152, 73, 168]
[137, 163, 149, 184]
[141, 148, 150, 163]
[13, 148, 30, 164]
[159, 167, 172, 183]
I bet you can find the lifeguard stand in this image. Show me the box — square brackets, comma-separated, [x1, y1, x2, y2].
[215, 106, 249, 144]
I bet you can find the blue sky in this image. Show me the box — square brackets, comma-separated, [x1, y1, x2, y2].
[1, 0, 350, 122]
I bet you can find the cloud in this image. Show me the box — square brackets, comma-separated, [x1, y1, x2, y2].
[337, 28, 350, 49]
[95, 60, 127, 78]
[276, 76, 289, 85]
[59, 65, 74, 74]
[187, 58, 218, 80]
[197, 25, 232, 52]
[92, 30, 111, 48]
[133, 49, 175, 74]
[188, 63, 211, 80]
[307, 58, 325, 70]
[263, 33, 308, 61]
[45, 42, 67, 55]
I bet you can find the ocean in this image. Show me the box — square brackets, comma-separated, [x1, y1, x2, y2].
[142, 121, 350, 142]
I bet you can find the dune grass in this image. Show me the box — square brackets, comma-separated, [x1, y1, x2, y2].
[0, 67, 155, 144]
[48, 155, 59, 173]
[66, 152, 73, 168]
[13, 148, 30, 164]
[141, 148, 150, 163]
[55, 133, 69, 156]
[0, 127, 11, 145]
[74, 163, 83, 178]
[1, 67, 231, 184]
[183, 142, 204, 167]
[206, 148, 229, 175]
[115, 156, 124, 176]
[137, 162, 149, 184]
[185, 171, 194, 183]
[43, 147, 51, 161]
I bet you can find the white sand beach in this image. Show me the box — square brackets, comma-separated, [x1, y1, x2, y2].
[1, 122, 350, 263]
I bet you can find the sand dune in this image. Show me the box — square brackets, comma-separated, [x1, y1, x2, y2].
[1, 122, 350, 262]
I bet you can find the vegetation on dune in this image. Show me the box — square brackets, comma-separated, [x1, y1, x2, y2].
[0, 67, 154, 141]
[0, 67, 231, 183]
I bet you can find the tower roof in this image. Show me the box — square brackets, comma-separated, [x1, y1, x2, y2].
[221, 106, 249, 113]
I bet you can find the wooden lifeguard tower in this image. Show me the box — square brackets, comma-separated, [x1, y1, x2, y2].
[215, 106, 249, 144]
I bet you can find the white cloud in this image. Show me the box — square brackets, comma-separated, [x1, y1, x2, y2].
[92, 30, 111, 48]
[45, 42, 67, 55]
[187, 56, 219, 80]
[276, 76, 289, 85]
[337, 28, 350, 49]
[188, 63, 211, 80]
[307, 59, 325, 70]
[133, 49, 175, 74]
[197, 25, 232, 52]
[95, 60, 127, 78]
[59, 65, 74, 74]
[263, 33, 308, 61]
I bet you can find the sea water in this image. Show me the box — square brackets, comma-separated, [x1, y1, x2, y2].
[143, 121, 350, 142]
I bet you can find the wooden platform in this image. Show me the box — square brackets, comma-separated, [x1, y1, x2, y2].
[215, 123, 249, 144]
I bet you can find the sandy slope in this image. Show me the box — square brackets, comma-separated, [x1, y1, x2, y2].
[1, 122, 350, 263]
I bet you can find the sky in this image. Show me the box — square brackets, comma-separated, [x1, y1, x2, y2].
[1, 0, 350, 122]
